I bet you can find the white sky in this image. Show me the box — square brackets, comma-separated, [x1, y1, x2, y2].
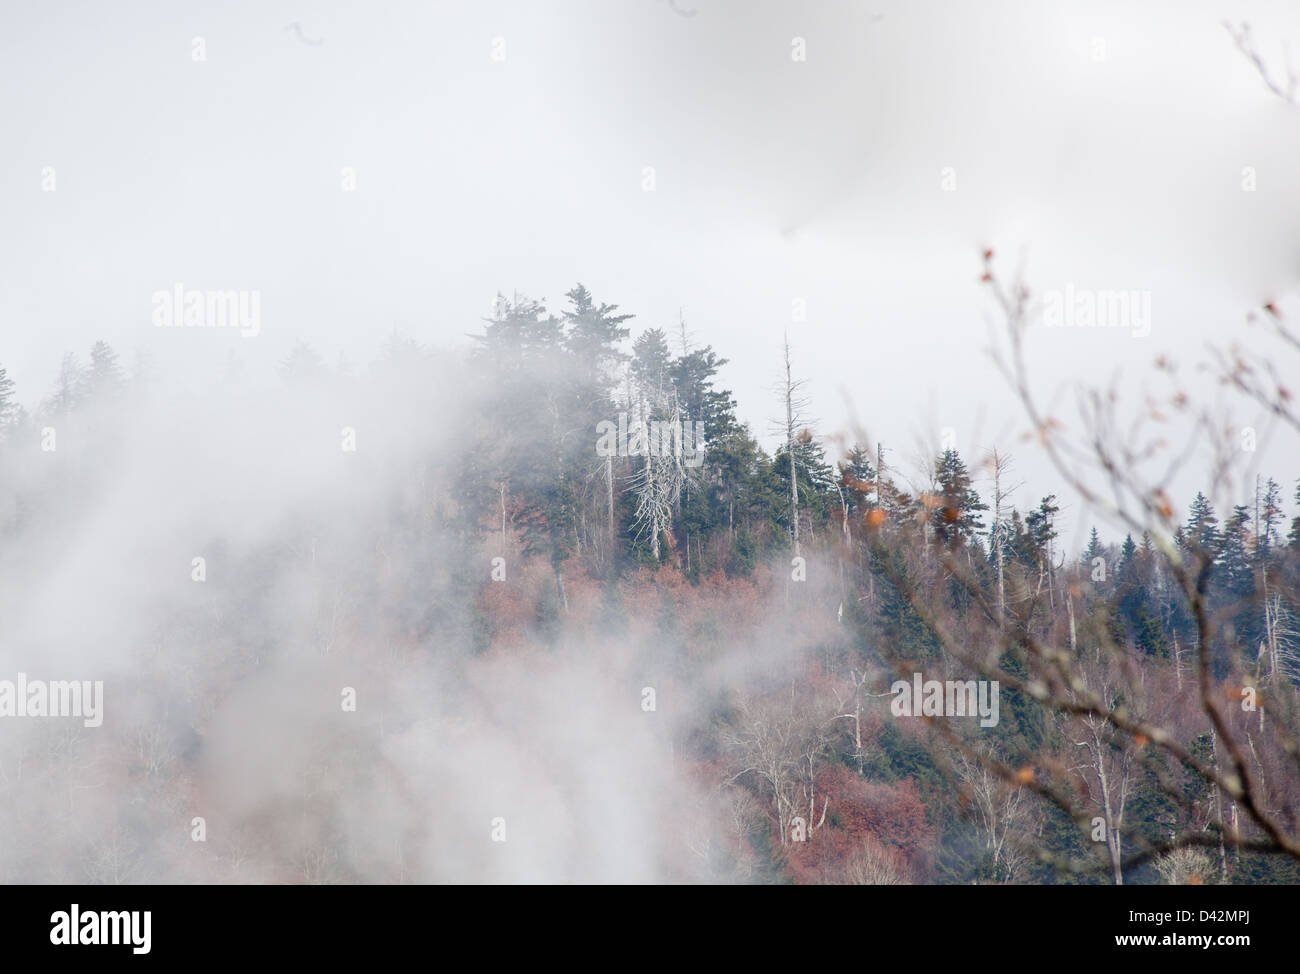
[4, 0, 1300, 550]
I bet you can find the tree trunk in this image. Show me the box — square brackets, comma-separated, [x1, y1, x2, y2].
[605, 455, 614, 549]
[555, 564, 568, 614]
[1066, 589, 1077, 655]
[784, 336, 800, 556]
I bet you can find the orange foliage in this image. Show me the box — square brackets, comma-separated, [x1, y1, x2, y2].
[786, 766, 934, 884]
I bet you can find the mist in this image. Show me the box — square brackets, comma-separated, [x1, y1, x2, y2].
[4, 0, 1300, 887]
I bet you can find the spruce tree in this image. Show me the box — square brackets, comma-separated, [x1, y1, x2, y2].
[1083, 526, 1104, 565]
[932, 448, 988, 545]
[85, 341, 126, 401]
[1184, 492, 1221, 561]
[0, 363, 16, 431]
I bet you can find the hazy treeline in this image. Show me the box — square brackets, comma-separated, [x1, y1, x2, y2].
[1, 286, 1297, 884]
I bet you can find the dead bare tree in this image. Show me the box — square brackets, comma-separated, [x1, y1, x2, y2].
[841, 838, 909, 885]
[775, 331, 813, 556]
[954, 742, 1038, 883]
[982, 448, 1022, 629]
[1058, 662, 1139, 886]
[628, 396, 694, 561]
[724, 685, 835, 846]
[1154, 845, 1216, 885]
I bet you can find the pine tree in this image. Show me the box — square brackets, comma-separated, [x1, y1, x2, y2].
[561, 286, 633, 563]
[932, 448, 988, 545]
[1116, 533, 1169, 656]
[278, 341, 327, 384]
[0, 363, 16, 432]
[669, 346, 740, 445]
[630, 328, 672, 406]
[667, 342, 748, 571]
[1218, 505, 1260, 655]
[1117, 534, 1138, 579]
[1083, 526, 1104, 565]
[47, 352, 84, 416]
[473, 293, 564, 378]
[1256, 477, 1284, 565]
[1220, 506, 1254, 594]
[838, 445, 877, 518]
[1289, 479, 1300, 550]
[709, 425, 767, 556]
[375, 332, 428, 386]
[84, 341, 126, 401]
[1025, 495, 1060, 563]
[470, 294, 575, 602]
[563, 284, 632, 387]
[1184, 492, 1221, 561]
[771, 429, 836, 544]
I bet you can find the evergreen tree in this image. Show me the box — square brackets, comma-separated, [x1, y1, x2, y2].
[1220, 506, 1254, 595]
[84, 341, 126, 402]
[667, 342, 749, 570]
[669, 346, 740, 445]
[375, 332, 429, 386]
[1006, 509, 1033, 570]
[630, 328, 672, 408]
[1218, 505, 1260, 655]
[1116, 534, 1138, 579]
[1257, 477, 1284, 566]
[1289, 479, 1300, 550]
[1083, 526, 1105, 567]
[1115, 533, 1169, 656]
[932, 448, 988, 545]
[771, 429, 836, 542]
[871, 547, 940, 659]
[1025, 494, 1060, 565]
[0, 363, 16, 432]
[563, 284, 632, 388]
[838, 445, 877, 515]
[561, 285, 633, 565]
[47, 352, 84, 416]
[708, 425, 769, 562]
[472, 295, 572, 560]
[278, 341, 327, 384]
[1184, 492, 1221, 562]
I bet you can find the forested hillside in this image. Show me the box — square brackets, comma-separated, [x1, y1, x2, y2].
[2, 276, 1297, 884]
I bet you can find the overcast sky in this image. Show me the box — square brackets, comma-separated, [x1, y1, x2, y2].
[5, 0, 1300, 549]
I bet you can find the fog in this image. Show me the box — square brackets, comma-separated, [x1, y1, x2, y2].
[0, 358, 689, 880]
[2, 0, 1299, 883]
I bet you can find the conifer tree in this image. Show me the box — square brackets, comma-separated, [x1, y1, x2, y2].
[932, 448, 988, 546]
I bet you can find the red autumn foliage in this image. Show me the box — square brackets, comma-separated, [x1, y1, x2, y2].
[786, 766, 935, 884]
